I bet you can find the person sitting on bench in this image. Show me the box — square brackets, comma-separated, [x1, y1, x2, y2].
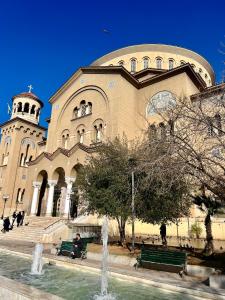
[71, 233, 83, 259]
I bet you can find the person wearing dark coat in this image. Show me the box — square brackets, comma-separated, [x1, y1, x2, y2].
[160, 223, 167, 245]
[12, 211, 17, 226]
[1, 217, 10, 233]
[16, 212, 22, 227]
[71, 233, 83, 259]
[20, 211, 25, 226]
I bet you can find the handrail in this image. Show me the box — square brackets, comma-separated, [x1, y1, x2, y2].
[44, 218, 66, 231]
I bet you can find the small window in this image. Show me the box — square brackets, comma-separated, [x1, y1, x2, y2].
[168, 59, 174, 70]
[156, 58, 162, 69]
[180, 60, 186, 65]
[215, 114, 222, 136]
[199, 68, 202, 74]
[191, 64, 195, 70]
[118, 60, 124, 66]
[130, 59, 137, 73]
[159, 123, 166, 139]
[149, 124, 157, 140]
[143, 57, 149, 69]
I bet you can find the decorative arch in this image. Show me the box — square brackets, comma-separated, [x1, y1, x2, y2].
[57, 85, 109, 125]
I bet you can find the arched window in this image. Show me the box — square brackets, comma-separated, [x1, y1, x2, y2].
[20, 189, 25, 203]
[205, 74, 208, 79]
[168, 120, 175, 135]
[168, 59, 174, 70]
[156, 57, 162, 69]
[118, 60, 124, 66]
[87, 102, 92, 114]
[17, 102, 22, 112]
[215, 114, 222, 135]
[199, 68, 202, 75]
[16, 188, 21, 203]
[20, 153, 24, 166]
[73, 107, 78, 118]
[30, 105, 36, 115]
[207, 117, 214, 136]
[149, 124, 157, 140]
[62, 134, 69, 149]
[80, 100, 86, 116]
[24, 102, 29, 113]
[94, 123, 103, 142]
[159, 123, 166, 139]
[130, 58, 137, 73]
[143, 57, 149, 69]
[180, 60, 186, 65]
[191, 64, 195, 70]
[77, 129, 85, 144]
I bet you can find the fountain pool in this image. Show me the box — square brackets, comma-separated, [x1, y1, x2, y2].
[0, 251, 205, 300]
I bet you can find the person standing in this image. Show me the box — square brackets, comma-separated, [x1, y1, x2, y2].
[20, 211, 25, 226]
[1, 217, 10, 233]
[160, 223, 167, 245]
[16, 212, 22, 227]
[12, 211, 17, 227]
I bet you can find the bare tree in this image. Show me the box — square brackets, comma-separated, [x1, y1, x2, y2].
[147, 83, 225, 255]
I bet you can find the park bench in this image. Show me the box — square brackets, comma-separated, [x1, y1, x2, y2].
[57, 237, 95, 259]
[136, 247, 187, 274]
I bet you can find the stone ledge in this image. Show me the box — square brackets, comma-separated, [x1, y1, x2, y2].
[0, 275, 62, 300]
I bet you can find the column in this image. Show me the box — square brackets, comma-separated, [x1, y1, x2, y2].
[30, 181, 41, 216]
[46, 180, 57, 216]
[63, 177, 75, 218]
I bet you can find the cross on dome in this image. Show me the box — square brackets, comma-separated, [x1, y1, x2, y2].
[28, 85, 33, 93]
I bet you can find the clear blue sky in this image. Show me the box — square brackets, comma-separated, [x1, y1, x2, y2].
[0, 0, 224, 126]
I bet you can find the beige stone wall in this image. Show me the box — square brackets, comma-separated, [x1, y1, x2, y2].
[92, 44, 214, 87]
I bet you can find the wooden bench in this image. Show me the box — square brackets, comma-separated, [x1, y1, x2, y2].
[136, 247, 187, 274]
[57, 237, 95, 259]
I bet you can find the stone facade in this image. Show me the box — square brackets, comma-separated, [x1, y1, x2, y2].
[0, 43, 223, 229]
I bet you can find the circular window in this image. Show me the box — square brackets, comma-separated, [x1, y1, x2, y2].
[146, 91, 176, 116]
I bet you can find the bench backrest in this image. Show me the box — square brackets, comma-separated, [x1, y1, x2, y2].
[141, 248, 186, 266]
[60, 238, 94, 252]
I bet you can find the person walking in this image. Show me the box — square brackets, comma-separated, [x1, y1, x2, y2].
[16, 211, 22, 227]
[20, 211, 25, 226]
[12, 211, 17, 227]
[160, 223, 167, 245]
[1, 217, 10, 233]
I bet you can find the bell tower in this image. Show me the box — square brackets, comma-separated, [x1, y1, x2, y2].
[11, 87, 43, 125]
[0, 87, 46, 216]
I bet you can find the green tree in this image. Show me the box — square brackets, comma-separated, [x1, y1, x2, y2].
[77, 137, 137, 244]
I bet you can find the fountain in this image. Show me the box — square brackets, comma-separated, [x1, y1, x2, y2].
[31, 243, 44, 275]
[94, 216, 115, 300]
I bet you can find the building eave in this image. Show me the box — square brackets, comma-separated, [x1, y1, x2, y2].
[0, 117, 47, 131]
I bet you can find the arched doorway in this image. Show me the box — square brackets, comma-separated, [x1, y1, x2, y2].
[52, 167, 66, 217]
[70, 164, 83, 219]
[36, 170, 48, 216]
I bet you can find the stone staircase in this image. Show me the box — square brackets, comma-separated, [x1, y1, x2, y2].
[0, 216, 62, 243]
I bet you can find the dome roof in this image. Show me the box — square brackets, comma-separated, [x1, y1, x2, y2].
[12, 92, 44, 107]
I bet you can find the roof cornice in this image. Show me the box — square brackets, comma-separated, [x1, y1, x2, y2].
[49, 64, 206, 103]
[0, 117, 47, 131]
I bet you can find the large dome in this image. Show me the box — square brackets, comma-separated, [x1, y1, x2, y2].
[91, 44, 215, 87]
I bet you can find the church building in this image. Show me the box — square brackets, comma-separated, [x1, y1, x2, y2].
[0, 44, 223, 235]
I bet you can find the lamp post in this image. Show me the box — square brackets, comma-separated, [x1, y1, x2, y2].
[1, 194, 9, 219]
[131, 171, 135, 253]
